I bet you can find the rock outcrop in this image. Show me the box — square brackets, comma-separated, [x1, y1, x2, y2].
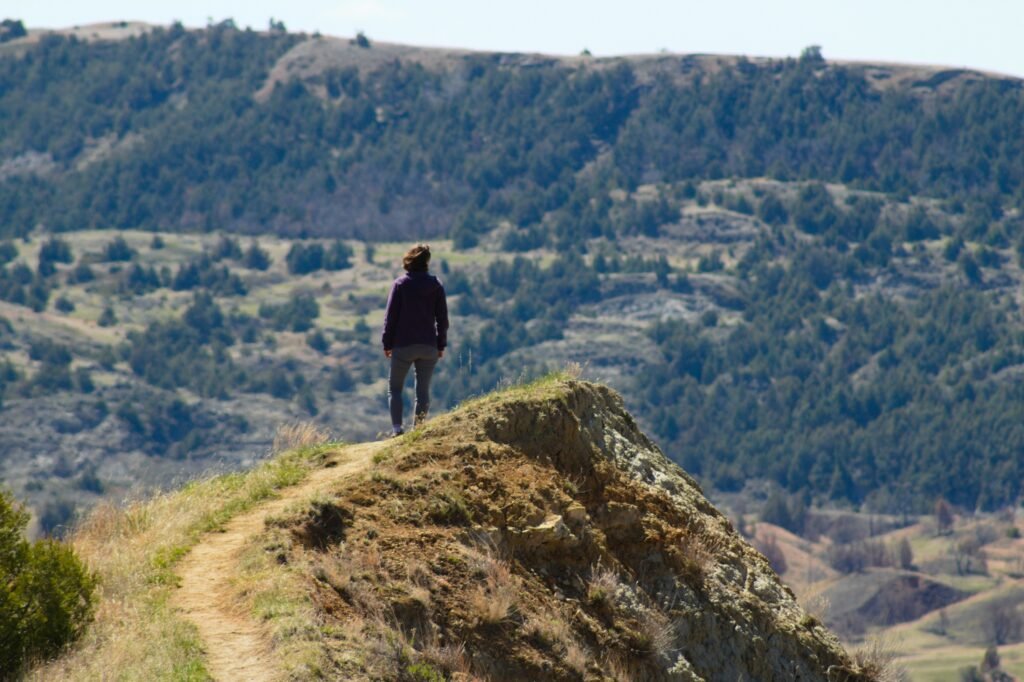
[265, 378, 880, 681]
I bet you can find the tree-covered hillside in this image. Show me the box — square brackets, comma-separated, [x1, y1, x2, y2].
[1, 28, 1023, 240]
[3, 22, 1024, 518]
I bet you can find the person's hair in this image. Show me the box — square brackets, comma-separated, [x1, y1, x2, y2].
[403, 243, 431, 272]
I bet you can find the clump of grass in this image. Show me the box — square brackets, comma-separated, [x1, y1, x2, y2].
[676, 526, 718, 581]
[311, 555, 351, 595]
[359, 617, 477, 682]
[603, 656, 638, 682]
[467, 554, 519, 626]
[273, 421, 332, 454]
[420, 638, 473, 678]
[405, 662, 446, 682]
[523, 610, 590, 673]
[564, 640, 590, 675]
[524, 611, 571, 648]
[27, 440, 340, 681]
[845, 637, 907, 682]
[311, 544, 386, 616]
[563, 360, 585, 379]
[371, 471, 407, 491]
[630, 609, 676, 661]
[427, 489, 473, 526]
[802, 593, 831, 627]
[586, 563, 621, 608]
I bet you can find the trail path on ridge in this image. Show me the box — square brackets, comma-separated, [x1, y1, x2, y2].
[172, 441, 387, 682]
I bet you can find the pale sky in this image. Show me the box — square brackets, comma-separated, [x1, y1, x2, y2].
[11, 0, 1024, 78]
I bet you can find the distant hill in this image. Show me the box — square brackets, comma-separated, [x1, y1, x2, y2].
[0, 22, 1021, 241]
[4, 20, 1024, 530]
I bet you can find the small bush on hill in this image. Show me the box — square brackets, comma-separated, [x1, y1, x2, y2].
[0, 489, 97, 673]
[211, 235, 242, 262]
[286, 243, 324, 275]
[324, 241, 353, 270]
[101, 236, 136, 262]
[259, 292, 320, 332]
[0, 242, 16, 266]
[0, 19, 26, 43]
[38, 237, 73, 266]
[171, 256, 247, 296]
[242, 241, 271, 270]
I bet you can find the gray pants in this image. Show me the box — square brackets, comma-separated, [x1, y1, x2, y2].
[388, 344, 439, 427]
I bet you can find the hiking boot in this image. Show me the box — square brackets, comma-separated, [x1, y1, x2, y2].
[414, 412, 428, 427]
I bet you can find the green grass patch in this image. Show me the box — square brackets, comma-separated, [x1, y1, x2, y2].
[28, 440, 344, 681]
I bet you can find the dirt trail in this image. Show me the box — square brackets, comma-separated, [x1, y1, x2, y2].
[172, 441, 386, 682]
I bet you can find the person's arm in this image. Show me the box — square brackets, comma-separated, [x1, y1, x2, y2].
[382, 281, 401, 355]
[435, 283, 449, 357]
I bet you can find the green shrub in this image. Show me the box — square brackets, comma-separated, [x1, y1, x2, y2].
[98, 306, 117, 327]
[242, 241, 271, 270]
[102, 235, 136, 262]
[259, 292, 320, 332]
[427, 490, 473, 526]
[405, 662, 445, 682]
[0, 490, 97, 673]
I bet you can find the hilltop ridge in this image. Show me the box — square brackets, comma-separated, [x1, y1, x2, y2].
[195, 378, 884, 675]
[31, 375, 890, 680]
[5, 19, 1017, 88]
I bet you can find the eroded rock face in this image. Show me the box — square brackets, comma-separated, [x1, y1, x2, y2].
[292, 379, 872, 682]
[510, 513, 580, 552]
[478, 381, 866, 681]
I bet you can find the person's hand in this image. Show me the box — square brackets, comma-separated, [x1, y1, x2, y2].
[438, 350, 444, 359]
[384, 349, 392, 358]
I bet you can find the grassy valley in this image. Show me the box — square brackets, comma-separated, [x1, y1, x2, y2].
[727, 492, 1024, 679]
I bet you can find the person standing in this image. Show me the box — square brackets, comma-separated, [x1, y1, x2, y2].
[382, 244, 448, 436]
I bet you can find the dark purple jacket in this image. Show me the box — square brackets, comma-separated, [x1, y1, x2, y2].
[382, 271, 449, 351]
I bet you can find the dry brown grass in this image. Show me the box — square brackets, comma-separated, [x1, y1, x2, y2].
[633, 608, 676, 661]
[273, 421, 332, 454]
[803, 592, 832, 624]
[563, 360, 586, 379]
[523, 611, 572, 647]
[523, 610, 591, 674]
[27, 441, 338, 681]
[603, 656, 638, 682]
[586, 562, 622, 608]
[828, 636, 908, 682]
[678, 526, 719, 579]
[356, 613, 481, 681]
[564, 640, 590, 675]
[311, 554, 352, 595]
[467, 552, 519, 626]
[310, 543, 387, 617]
[420, 637, 474, 678]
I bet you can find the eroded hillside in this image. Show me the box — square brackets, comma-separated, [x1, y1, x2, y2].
[222, 377, 884, 680]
